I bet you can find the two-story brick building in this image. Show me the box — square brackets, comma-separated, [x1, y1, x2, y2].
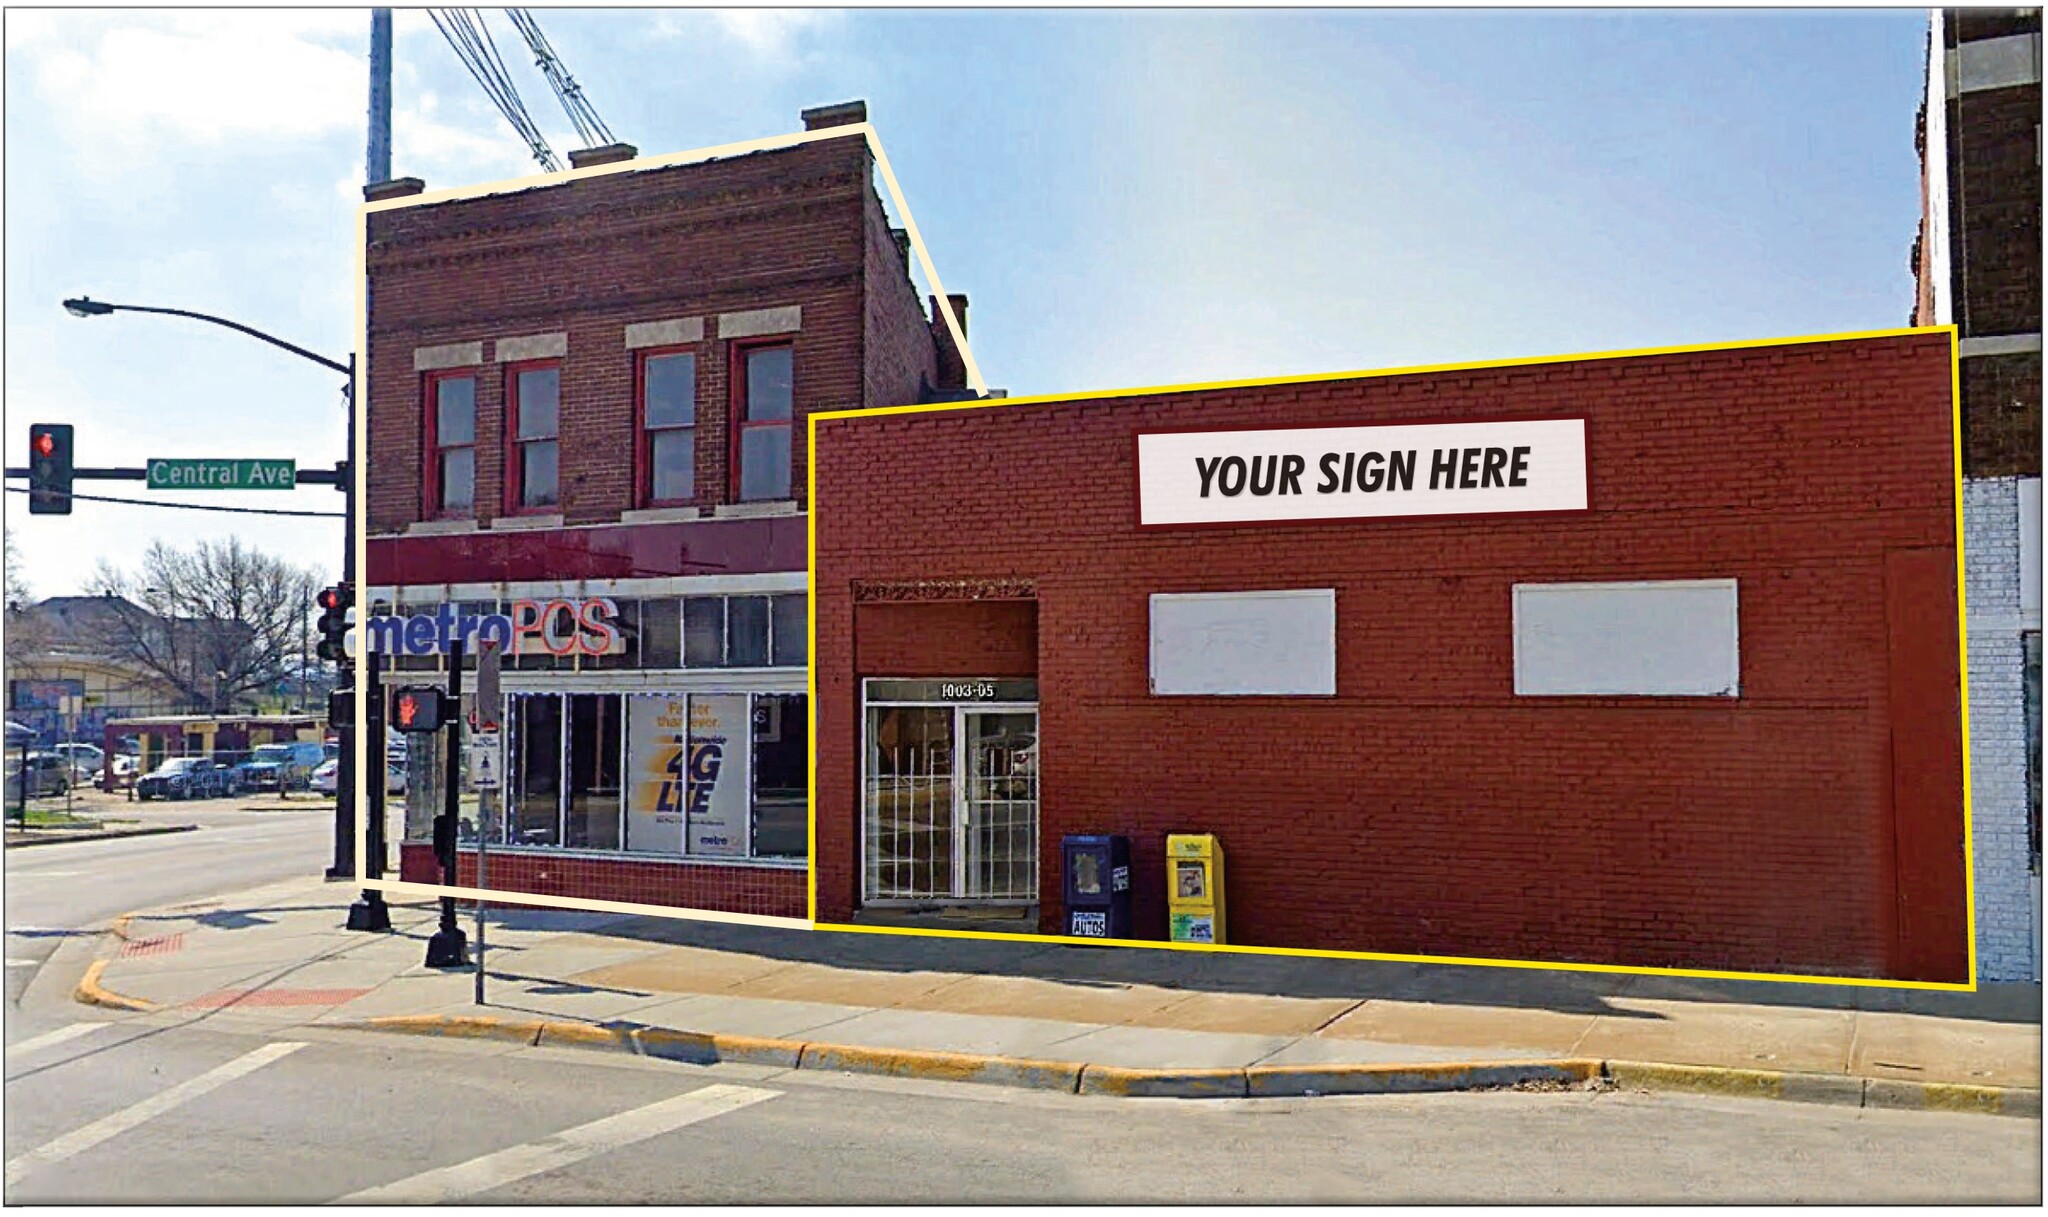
[363, 102, 970, 919]
[1913, 7, 2043, 980]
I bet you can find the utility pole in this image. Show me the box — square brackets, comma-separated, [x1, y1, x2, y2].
[369, 10, 392, 184]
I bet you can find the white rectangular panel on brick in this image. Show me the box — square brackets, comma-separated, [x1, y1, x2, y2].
[1513, 579, 1740, 697]
[1149, 589, 1336, 696]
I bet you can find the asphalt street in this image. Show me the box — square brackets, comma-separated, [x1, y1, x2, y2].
[2, 804, 2039, 1204]
[5, 799, 338, 1005]
[3, 1016, 2039, 1204]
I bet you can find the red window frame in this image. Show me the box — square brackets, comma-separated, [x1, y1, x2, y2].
[728, 339, 794, 502]
[502, 358, 563, 516]
[634, 346, 699, 509]
[421, 369, 479, 520]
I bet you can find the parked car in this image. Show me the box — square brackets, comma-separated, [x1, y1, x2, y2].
[309, 758, 408, 797]
[233, 741, 328, 792]
[49, 742, 105, 785]
[4, 753, 70, 799]
[135, 757, 234, 801]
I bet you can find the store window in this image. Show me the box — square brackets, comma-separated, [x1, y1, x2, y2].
[464, 690, 810, 862]
[426, 372, 477, 516]
[682, 593, 806, 668]
[507, 362, 561, 512]
[733, 343, 793, 501]
[640, 351, 696, 505]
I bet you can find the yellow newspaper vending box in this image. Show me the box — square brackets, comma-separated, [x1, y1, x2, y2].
[1165, 833, 1225, 944]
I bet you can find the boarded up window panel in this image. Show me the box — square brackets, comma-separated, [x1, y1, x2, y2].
[1513, 580, 1739, 696]
[1149, 590, 1336, 696]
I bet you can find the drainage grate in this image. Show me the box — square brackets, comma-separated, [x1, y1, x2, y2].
[119, 934, 186, 958]
[183, 987, 370, 1009]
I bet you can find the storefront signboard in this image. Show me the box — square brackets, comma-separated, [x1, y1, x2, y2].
[1135, 417, 1588, 527]
[625, 694, 688, 854]
[686, 694, 752, 857]
[362, 598, 624, 657]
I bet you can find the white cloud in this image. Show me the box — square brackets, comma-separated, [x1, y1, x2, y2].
[21, 12, 365, 149]
[652, 9, 842, 65]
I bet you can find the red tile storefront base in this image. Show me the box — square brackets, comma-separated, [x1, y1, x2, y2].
[396, 842, 807, 921]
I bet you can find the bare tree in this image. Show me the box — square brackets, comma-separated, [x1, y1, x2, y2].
[85, 538, 323, 714]
[4, 532, 31, 613]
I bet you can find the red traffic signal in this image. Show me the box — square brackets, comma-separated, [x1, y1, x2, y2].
[317, 587, 346, 612]
[315, 584, 352, 664]
[33, 431, 55, 458]
[27, 424, 73, 516]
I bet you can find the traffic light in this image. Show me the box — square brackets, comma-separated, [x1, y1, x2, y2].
[390, 687, 449, 734]
[315, 585, 352, 664]
[27, 424, 73, 515]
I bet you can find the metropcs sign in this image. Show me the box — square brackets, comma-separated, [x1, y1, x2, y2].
[1135, 417, 1589, 527]
[362, 597, 624, 657]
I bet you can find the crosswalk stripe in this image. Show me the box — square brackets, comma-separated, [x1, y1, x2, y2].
[333, 1083, 780, 1204]
[4, 1041, 305, 1186]
[5, 1022, 107, 1060]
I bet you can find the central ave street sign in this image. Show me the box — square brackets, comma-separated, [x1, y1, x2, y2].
[146, 458, 296, 490]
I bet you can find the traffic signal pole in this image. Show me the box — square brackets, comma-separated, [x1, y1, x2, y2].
[424, 636, 469, 968]
[345, 643, 390, 932]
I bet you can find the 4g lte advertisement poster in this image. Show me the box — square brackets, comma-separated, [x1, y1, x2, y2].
[624, 694, 752, 857]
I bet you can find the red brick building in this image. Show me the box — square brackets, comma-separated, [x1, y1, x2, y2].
[812, 331, 1970, 982]
[364, 102, 969, 919]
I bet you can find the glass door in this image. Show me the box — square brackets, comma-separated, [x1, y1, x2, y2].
[863, 705, 954, 900]
[961, 710, 1038, 901]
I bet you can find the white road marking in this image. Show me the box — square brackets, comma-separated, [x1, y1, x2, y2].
[333, 1083, 780, 1204]
[4, 1041, 305, 1186]
[5, 1022, 107, 1059]
[6, 958, 36, 967]
[6, 871, 83, 879]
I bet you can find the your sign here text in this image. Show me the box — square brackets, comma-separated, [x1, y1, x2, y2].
[1137, 418, 1588, 527]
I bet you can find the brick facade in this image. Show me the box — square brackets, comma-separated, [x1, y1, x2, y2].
[1965, 477, 2042, 980]
[364, 107, 963, 919]
[813, 333, 1969, 981]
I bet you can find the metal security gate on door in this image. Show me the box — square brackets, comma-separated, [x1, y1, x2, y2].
[862, 679, 1039, 904]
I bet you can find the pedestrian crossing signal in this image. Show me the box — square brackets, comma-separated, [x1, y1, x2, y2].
[391, 688, 448, 734]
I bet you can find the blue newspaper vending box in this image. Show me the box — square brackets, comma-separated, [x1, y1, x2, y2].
[1062, 834, 1132, 939]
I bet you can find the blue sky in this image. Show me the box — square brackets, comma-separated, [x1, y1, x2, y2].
[5, 7, 1929, 597]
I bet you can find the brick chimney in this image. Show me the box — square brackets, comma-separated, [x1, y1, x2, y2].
[363, 177, 425, 202]
[568, 142, 637, 169]
[802, 100, 867, 130]
[931, 293, 970, 394]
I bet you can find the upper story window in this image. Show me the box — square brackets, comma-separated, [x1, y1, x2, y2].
[683, 593, 807, 668]
[638, 351, 696, 505]
[507, 362, 561, 512]
[732, 342, 793, 501]
[425, 372, 477, 517]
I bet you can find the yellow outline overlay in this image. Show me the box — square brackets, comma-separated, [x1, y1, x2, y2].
[347, 119, 976, 933]
[807, 324, 1977, 992]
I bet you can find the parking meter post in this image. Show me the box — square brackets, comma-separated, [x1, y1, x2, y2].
[424, 636, 468, 969]
[346, 647, 391, 933]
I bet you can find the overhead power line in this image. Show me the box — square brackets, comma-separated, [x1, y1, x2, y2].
[504, 9, 615, 149]
[429, 8, 562, 172]
[4, 486, 345, 519]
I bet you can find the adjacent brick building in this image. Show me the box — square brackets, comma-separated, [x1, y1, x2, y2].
[812, 332, 1970, 982]
[363, 102, 969, 919]
[1913, 7, 2043, 980]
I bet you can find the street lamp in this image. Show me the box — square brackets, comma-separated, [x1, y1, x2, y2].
[61, 293, 383, 930]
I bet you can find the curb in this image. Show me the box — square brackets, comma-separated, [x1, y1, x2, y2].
[313, 1012, 2038, 1116]
[5, 824, 197, 848]
[74, 959, 159, 1012]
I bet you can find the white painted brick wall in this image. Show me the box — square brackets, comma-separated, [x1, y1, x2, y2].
[1964, 477, 2039, 981]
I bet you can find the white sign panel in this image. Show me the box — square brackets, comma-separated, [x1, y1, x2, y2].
[1512, 580, 1740, 697]
[1150, 590, 1337, 696]
[467, 731, 502, 790]
[685, 694, 752, 858]
[625, 694, 687, 855]
[1136, 417, 1588, 527]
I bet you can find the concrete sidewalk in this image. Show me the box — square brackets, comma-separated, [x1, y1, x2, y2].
[77, 876, 2042, 1110]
